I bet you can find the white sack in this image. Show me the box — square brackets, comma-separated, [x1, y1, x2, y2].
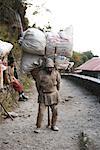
[21, 51, 42, 73]
[0, 40, 13, 57]
[20, 28, 46, 55]
[55, 56, 69, 70]
[45, 25, 73, 57]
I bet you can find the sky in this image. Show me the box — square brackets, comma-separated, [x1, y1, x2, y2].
[26, 0, 100, 57]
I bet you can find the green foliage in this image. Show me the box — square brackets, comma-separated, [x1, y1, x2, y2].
[70, 51, 82, 67]
[71, 50, 94, 67]
[82, 51, 94, 60]
[81, 55, 88, 63]
[20, 74, 32, 91]
[0, 24, 10, 41]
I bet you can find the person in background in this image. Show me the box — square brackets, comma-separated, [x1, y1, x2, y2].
[2, 51, 28, 101]
[8, 51, 18, 79]
[7, 59, 28, 101]
[34, 58, 61, 133]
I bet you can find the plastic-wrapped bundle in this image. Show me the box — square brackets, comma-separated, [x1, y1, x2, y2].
[20, 26, 73, 74]
[45, 25, 73, 57]
[19, 28, 46, 55]
[0, 40, 13, 57]
[20, 51, 43, 73]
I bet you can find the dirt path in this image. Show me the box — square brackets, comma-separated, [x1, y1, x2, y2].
[0, 78, 100, 150]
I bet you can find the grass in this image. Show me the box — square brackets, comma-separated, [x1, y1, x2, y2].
[78, 131, 95, 150]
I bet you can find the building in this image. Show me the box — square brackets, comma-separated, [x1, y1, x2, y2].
[75, 57, 100, 79]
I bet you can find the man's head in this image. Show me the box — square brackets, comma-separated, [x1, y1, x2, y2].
[45, 58, 54, 73]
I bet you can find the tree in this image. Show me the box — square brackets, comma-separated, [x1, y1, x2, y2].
[71, 50, 94, 67]
[70, 51, 82, 67]
[81, 54, 88, 63]
[82, 51, 94, 60]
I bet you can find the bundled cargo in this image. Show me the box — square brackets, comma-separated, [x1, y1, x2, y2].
[19, 28, 46, 55]
[0, 40, 13, 89]
[21, 51, 43, 73]
[55, 56, 69, 70]
[0, 40, 13, 57]
[20, 26, 73, 73]
[0, 60, 7, 89]
[45, 25, 73, 57]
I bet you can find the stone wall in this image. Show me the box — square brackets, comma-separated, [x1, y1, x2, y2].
[62, 73, 100, 96]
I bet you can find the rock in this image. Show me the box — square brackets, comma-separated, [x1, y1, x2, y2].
[65, 98, 70, 101]
[68, 96, 73, 98]
[28, 114, 31, 117]
[78, 109, 81, 111]
[84, 96, 87, 98]
[88, 118, 93, 121]
[75, 102, 79, 104]
[3, 141, 9, 144]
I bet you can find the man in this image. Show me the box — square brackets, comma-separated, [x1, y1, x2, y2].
[34, 58, 61, 133]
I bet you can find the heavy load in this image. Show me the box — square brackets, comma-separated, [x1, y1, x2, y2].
[45, 25, 73, 57]
[20, 26, 73, 73]
[0, 40, 13, 57]
[0, 40, 13, 89]
[21, 51, 42, 73]
[19, 28, 46, 55]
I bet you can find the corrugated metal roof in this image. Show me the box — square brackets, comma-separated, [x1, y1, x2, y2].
[76, 57, 100, 71]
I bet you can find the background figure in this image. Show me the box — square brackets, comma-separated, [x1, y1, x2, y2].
[34, 58, 61, 133]
[7, 52, 28, 101]
[8, 51, 18, 79]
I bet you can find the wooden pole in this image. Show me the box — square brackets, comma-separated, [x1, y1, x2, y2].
[0, 102, 13, 120]
[47, 106, 50, 127]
